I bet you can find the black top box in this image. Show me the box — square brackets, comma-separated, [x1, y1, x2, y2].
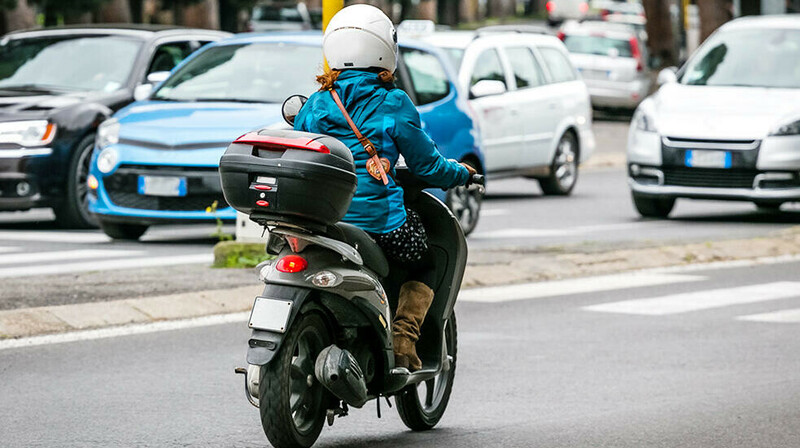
[219, 129, 357, 228]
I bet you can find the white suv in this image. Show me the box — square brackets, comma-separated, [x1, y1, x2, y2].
[421, 30, 595, 195]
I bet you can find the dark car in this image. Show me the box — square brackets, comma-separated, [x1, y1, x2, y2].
[0, 25, 229, 227]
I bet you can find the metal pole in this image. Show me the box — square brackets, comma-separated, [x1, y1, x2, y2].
[323, 0, 345, 31]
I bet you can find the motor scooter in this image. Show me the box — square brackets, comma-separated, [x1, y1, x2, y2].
[223, 96, 483, 448]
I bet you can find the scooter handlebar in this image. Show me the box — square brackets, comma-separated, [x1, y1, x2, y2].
[466, 174, 484, 187]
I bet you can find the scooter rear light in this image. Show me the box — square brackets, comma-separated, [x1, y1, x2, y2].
[276, 255, 308, 273]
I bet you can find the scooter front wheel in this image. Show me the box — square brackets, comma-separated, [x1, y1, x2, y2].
[259, 313, 331, 448]
[395, 313, 457, 431]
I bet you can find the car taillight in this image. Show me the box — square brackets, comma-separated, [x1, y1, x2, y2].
[557, 31, 566, 41]
[629, 37, 643, 72]
[546, 1, 555, 13]
[276, 255, 308, 273]
[579, 2, 589, 14]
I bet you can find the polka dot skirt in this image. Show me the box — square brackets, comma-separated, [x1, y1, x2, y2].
[371, 209, 429, 266]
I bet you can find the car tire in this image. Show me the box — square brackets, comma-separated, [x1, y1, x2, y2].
[539, 132, 579, 196]
[54, 134, 98, 229]
[632, 192, 675, 219]
[99, 220, 148, 241]
[445, 160, 482, 236]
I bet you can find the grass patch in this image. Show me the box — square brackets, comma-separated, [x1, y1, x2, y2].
[213, 241, 274, 268]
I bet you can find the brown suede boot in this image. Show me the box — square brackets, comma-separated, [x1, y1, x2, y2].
[392, 281, 434, 372]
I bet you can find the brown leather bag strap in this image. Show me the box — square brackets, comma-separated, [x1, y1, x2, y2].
[330, 89, 390, 185]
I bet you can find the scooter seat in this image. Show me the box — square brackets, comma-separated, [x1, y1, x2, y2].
[326, 223, 390, 278]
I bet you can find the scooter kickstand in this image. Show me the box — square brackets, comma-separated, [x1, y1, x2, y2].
[326, 402, 349, 426]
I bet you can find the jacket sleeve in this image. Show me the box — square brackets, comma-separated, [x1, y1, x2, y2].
[388, 91, 470, 189]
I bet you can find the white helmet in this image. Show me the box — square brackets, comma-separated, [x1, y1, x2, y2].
[323, 4, 398, 73]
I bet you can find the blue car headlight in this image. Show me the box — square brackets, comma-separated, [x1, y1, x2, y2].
[96, 148, 119, 174]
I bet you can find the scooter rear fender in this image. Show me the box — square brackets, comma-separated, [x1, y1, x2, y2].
[246, 284, 313, 366]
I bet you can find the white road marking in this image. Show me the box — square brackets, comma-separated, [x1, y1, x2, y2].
[0, 231, 111, 244]
[459, 273, 704, 303]
[737, 308, 800, 323]
[0, 253, 212, 278]
[0, 249, 144, 266]
[479, 208, 509, 217]
[0, 312, 249, 350]
[584, 282, 800, 316]
[470, 222, 662, 239]
[0, 246, 20, 254]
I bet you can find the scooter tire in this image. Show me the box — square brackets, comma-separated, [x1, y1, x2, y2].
[395, 313, 457, 431]
[258, 313, 331, 448]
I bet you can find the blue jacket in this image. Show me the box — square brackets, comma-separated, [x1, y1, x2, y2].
[295, 70, 469, 234]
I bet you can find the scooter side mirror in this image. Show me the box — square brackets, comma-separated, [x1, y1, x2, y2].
[282, 95, 308, 126]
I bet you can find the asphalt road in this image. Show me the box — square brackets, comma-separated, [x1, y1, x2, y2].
[3, 259, 799, 447]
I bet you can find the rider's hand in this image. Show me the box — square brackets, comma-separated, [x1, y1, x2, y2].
[461, 163, 477, 176]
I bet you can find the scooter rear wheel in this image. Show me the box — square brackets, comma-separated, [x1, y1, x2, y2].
[395, 313, 457, 431]
[259, 313, 331, 448]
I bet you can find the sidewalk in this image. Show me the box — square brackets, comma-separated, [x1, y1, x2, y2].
[2, 227, 798, 341]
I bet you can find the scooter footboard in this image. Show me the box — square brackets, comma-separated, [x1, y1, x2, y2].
[246, 284, 313, 366]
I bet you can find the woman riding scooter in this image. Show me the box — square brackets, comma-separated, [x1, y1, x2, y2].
[294, 4, 476, 372]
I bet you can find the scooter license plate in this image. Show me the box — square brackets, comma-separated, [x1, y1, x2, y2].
[248, 297, 293, 333]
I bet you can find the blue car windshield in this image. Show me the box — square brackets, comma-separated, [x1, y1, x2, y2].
[153, 43, 321, 103]
[0, 35, 142, 93]
[683, 28, 800, 89]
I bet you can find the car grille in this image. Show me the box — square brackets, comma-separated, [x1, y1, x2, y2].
[662, 168, 758, 189]
[104, 165, 226, 212]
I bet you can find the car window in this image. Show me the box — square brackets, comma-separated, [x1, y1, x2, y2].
[153, 43, 320, 103]
[683, 28, 800, 89]
[505, 47, 545, 89]
[470, 49, 507, 88]
[400, 48, 450, 105]
[0, 35, 142, 92]
[148, 41, 194, 75]
[562, 35, 634, 58]
[539, 47, 577, 83]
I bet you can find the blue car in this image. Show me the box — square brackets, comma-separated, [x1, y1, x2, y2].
[88, 33, 484, 240]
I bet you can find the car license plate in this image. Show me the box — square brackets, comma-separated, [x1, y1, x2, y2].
[249, 297, 293, 333]
[137, 175, 187, 197]
[685, 150, 732, 169]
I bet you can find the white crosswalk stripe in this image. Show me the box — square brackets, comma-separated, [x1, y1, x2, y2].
[737, 308, 800, 323]
[0, 246, 21, 254]
[459, 273, 704, 303]
[0, 231, 111, 244]
[0, 249, 145, 266]
[583, 282, 800, 316]
[0, 252, 211, 278]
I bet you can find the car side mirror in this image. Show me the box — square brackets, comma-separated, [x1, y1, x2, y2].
[133, 84, 153, 101]
[470, 80, 506, 99]
[657, 67, 678, 86]
[282, 94, 308, 126]
[146, 71, 171, 85]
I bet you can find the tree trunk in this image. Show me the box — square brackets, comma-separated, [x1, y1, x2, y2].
[99, 0, 133, 22]
[459, 0, 478, 22]
[487, 0, 514, 18]
[438, 0, 459, 26]
[642, 0, 677, 68]
[182, 0, 220, 29]
[2, 0, 37, 35]
[697, 0, 731, 42]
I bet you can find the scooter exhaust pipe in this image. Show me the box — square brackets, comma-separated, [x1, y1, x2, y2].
[314, 345, 368, 408]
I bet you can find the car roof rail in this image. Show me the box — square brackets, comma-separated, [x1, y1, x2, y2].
[474, 24, 555, 39]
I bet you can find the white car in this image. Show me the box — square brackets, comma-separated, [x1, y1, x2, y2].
[627, 16, 800, 217]
[421, 30, 596, 195]
[560, 24, 651, 109]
